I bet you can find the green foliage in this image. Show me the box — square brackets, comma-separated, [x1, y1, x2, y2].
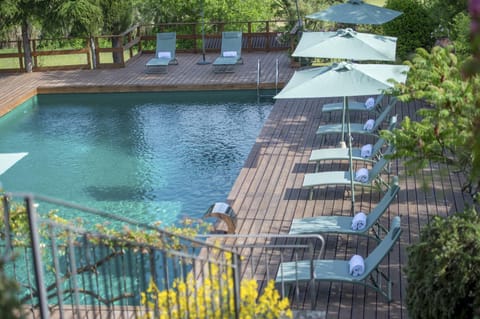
[406, 208, 480, 319]
[0, 260, 24, 319]
[100, 0, 134, 34]
[383, 46, 480, 199]
[382, 0, 436, 60]
[450, 12, 472, 59]
[141, 259, 292, 318]
[136, 0, 275, 27]
[423, 0, 467, 27]
[56, 0, 103, 36]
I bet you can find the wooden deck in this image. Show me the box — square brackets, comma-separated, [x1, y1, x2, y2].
[0, 51, 470, 318]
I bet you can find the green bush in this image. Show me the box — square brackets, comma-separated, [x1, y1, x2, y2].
[450, 12, 472, 59]
[406, 208, 480, 319]
[0, 260, 23, 319]
[382, 0, 436, 61]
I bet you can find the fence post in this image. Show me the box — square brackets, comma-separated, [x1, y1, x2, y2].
[232, 252, 241, 319]
[265, 21, 271, 52]
[247, 22, 252, 52]
[94, 37, 101, 68]
[16, 40, 24, 71]
[137, 25, 143, 53]
[31, 39, 37, 71]
[25, 195, 50, 319]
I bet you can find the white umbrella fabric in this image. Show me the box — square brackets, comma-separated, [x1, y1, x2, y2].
[275, 62, 408, 99]
[274, 61, 409, 209]
[293, 28, 397, 62]
[0, 152, 28, 175]
[306, 0, 402, 25]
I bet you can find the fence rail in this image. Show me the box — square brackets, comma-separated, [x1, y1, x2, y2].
[0, 20, 292, 73]
[1, 193, 242, 318]
[1, 191, 325, 318]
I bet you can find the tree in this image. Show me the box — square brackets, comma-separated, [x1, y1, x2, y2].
[0, 0, 62, 72]
[98, 0, 135, 64]
[384, 46, 480, 201]
[423, 0, 468, 27]
[394, 2, 480, 317]
[383, 0, 436, 60]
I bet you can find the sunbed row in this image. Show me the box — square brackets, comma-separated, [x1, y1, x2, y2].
[145, 31, 243, 74]
[274, 95, 401, 301]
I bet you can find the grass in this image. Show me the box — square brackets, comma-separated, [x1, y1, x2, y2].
[366, 0, 387, 6]
[0, 49, 138, 70]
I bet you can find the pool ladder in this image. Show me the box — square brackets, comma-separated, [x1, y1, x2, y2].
[256, 58, 279, 101]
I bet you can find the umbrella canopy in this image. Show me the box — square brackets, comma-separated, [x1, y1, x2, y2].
[275, 61, 408, 100]
[306, 0, 402, 25]
[0, 152, 28, 175]
[293, 28, 397, 61]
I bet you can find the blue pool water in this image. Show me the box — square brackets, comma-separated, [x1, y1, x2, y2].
[0, 91, 272, 226]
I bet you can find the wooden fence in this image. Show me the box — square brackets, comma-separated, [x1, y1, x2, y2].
[0, 20, 293, 73]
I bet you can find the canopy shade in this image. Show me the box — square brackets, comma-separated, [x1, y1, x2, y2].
[275, 61, 408, 211]
[306, 0, 402, 25]
[0, 152, 28, 175]
[274, 62, 409, 100]
[293, 29, 397, 61]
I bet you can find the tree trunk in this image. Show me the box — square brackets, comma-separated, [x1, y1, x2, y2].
[111, 36, 123, 65]
[21, 19, 33, 73]
[90, 37, 97, 69]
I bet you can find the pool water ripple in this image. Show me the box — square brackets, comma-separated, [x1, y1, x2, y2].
[0, 91, 272, 227]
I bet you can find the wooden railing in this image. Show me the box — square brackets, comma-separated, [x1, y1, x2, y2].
[0, 41, 24, 72]
[0, 20, 292, 72]
[31, 38, 92, 71]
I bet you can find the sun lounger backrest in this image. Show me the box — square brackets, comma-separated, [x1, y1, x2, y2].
[371, 116, 397, 156]
[155, 32, 176, 59]
[363, 216, 401, 277]
[372, 97, 397, 131]
[368, 151, 391, 183]
[221, 31, 242, 58]
[365, 177, 399, 227]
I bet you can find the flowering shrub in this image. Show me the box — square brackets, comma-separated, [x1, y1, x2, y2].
[141, 258, 292, 319]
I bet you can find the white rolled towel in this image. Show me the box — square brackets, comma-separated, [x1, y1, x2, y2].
[365, 97, 375, 110]
[349, 255, 365, 276]
[363, 119, 375, 131]
[355, 168, 369, 183]
[360, 144, 373, 158]
[351, 211, 367, 230]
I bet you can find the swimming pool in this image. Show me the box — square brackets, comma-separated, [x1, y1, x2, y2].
[0, 91, 273, 226]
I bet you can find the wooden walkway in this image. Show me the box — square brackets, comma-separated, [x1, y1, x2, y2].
[0, 52, 470, 318]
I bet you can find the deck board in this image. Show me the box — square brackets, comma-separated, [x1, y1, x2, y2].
[0, 51, 470, 318]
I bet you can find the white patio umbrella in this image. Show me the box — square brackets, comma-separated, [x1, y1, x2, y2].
[306, 0, 402, 25]
[292, 28, 398, 142]
[0, 152, 28, 175]
[274, 61, 409, 209]
[275, 61, 408, 100]
[292, 28, 397, 62]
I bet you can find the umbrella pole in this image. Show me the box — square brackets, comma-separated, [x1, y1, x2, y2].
[340, 96, 347, 148]
[347, 99, 355, 214]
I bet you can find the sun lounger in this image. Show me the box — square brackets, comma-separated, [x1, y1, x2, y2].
[322, 94, 386, 114]
[309, 116, 397, 171]
[316, 97, 397, 138]
[145, 32, 178, 73]
[290, 177, 399, 239]
[276, 216, 402, 302]
[303, 148, 394, 200]
[213, 31, 243, 73]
